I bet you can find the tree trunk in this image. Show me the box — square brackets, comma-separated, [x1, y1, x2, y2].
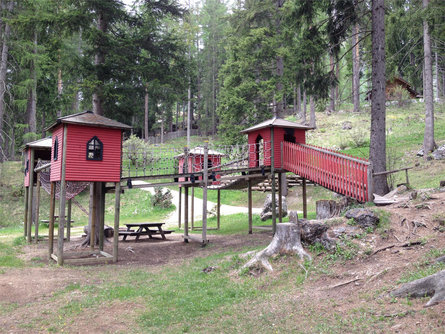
[370, 0, 389, 196]
[92, 10, 108, 116]
[297, 83, 301, 115]
[302, 89, 307, 124]
[309, 95, 316, 128]
[240, 212, 311, 273]
[187, 83, 191, 147]
[352, 21, 360, 113]
[422, 0, 435, 154]
[0, 1, 13, 162]
[275, 0, 285, 118]
[329, 52, 335, 113]
[391, 269, 445, 307]
[144, 84, 149, 141]
[28, 31, 38, 134]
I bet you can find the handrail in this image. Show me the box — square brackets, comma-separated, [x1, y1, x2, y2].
[298, 143, 370, 165]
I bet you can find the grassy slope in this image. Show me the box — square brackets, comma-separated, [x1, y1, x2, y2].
[1, 101, 445, 332]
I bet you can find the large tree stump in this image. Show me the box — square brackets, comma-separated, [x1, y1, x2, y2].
[241, 211, 311, 272]
[391, 269, 445, 307]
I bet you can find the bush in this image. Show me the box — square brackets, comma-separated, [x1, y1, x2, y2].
[122, 135, 154, 167]
[152, 187, 173, 208]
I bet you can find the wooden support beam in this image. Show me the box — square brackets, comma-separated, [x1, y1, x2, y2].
[57, 125, 68, 266]
[48, 182, 55, 259]
[99, 182, 105, 251]
[66, 198, 72, 242]
[202, 143, 208, 243]
[278, 172, 282, 223]
[270, 127, 276, 234]
[302, 178, 307, 219]
[178, 187, 182, 229]
[217, 189, 221, 230]
[113, 182, 121, 263]
[184, 186, 189, 243]
[24, 186, 29, 238]
[248, 179, 252, 234]
[35, 173, 41, 243]
[91, 182, 98, 250]
[27, 148, 35, 243]
[191, 187, 195, 230]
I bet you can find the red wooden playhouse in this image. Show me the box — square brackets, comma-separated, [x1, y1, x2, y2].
[46, 111, 131, 265]
[176, 146, 224, 185]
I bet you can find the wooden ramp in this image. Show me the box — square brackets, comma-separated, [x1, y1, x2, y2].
[283, 142, 372, 202]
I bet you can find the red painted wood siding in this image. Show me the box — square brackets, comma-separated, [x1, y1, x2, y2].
[50, 125, 64, 182]
[178, 154, 221, 185]
[64, 125, 122, 182]
[283, 142, 370, 202]
[24, 148, 31, 187]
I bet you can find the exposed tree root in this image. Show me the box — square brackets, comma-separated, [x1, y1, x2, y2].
[240, 212, 311, 273]
[391, 269, 445, 307]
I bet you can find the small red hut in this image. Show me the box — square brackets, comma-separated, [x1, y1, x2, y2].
[176, 147, 224, 184]
[46, 111, 131, 183]
[240, 117, 313, 169]
[23, 137, 52, 187]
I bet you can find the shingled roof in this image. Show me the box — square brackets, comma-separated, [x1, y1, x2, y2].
[46, 111, 132, 132]
[240, 117, 314, 133]
[22, 137, 52, 151]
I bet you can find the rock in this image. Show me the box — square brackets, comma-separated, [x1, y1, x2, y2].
[416, 148, 424, 157]
[432, 145, 445, 160]
[440, 181, 445, 187]
[344, 208, 380, 229]
[260, 194, 288, 221]
[409, 191, 418, 200]
[342, 121, 352, 130]
[291, 216, 336, 251]
[330, 226, 361, 238]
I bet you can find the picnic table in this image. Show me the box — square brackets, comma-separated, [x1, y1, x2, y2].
[119, 222, 173, 241]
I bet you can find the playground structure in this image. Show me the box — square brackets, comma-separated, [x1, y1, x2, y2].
[23, 111, 373, 265]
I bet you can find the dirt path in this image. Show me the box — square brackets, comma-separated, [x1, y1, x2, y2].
[132, 180, 263, 227]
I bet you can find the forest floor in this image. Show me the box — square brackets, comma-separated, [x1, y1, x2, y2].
[1, 189, 445, 333]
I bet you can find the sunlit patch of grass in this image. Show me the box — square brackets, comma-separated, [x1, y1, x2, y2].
[0, 240, 24, 267]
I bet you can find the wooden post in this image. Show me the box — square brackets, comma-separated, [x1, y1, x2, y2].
[90, 182, 97, 250]
[217, 189, 221, 230]
[302, 178, 307, 219]
[99, 182, 105, 251]
[66, 198, 72, 242]
[184, 186, 189, 242]
[367, 162, 373, 202]
[405, 168, 410, 186]
[113, 182, 121, 263]
[202, 143, 208, 243]
[57, 125, 68, 266]
[24, 186, 29, 238]
[27, 148, 35, 243]
[48, 182, 55, 259]
[191, 187, 195, 230]
[34, 172, 41, 243]
[278, 172, 282, 223]
[270, 127, 277, 234]
[178, 187, 182, 228]
[248, 179, 252, 234]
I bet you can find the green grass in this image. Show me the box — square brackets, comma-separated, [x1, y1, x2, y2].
[188, 187, 266, 207]
[0, 239, 25, 267]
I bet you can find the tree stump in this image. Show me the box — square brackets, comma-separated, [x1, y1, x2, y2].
[241, 211, 311, 272]
[391, 269, 445, 307]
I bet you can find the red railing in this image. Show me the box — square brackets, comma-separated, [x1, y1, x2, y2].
[283, 142, 372, 202]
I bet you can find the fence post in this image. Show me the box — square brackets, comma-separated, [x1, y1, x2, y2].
[367, 161, 374, 202]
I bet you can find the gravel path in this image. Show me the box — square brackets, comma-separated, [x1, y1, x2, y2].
[132, 180, 262, 227]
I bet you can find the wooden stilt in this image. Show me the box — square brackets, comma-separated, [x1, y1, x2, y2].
[184, 186, 189, 242]
[217, 189, 221, 230]
[57, 125, 68, 266]
[202, 143, 208, 244]
[278, 172, 283, 223]
[191, 187, 195, 230]
[99, 182, 105, 251]
[48, 182, 55, 259]
[270, 127, 276, 234]
[248, 179, 252, 234]
[302, 178, 307, 219]
[178, 187, 182, 228]
[27, 148, 35, 243]
[91, 182, 97, 250]
[113, 182, 121, 263]
[24, 186, 29, 238]
[66, 198, 72, 242]
[35, 173, 41, 243]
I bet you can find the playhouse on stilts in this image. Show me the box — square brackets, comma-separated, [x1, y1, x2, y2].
[24, 111, 373, 265]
